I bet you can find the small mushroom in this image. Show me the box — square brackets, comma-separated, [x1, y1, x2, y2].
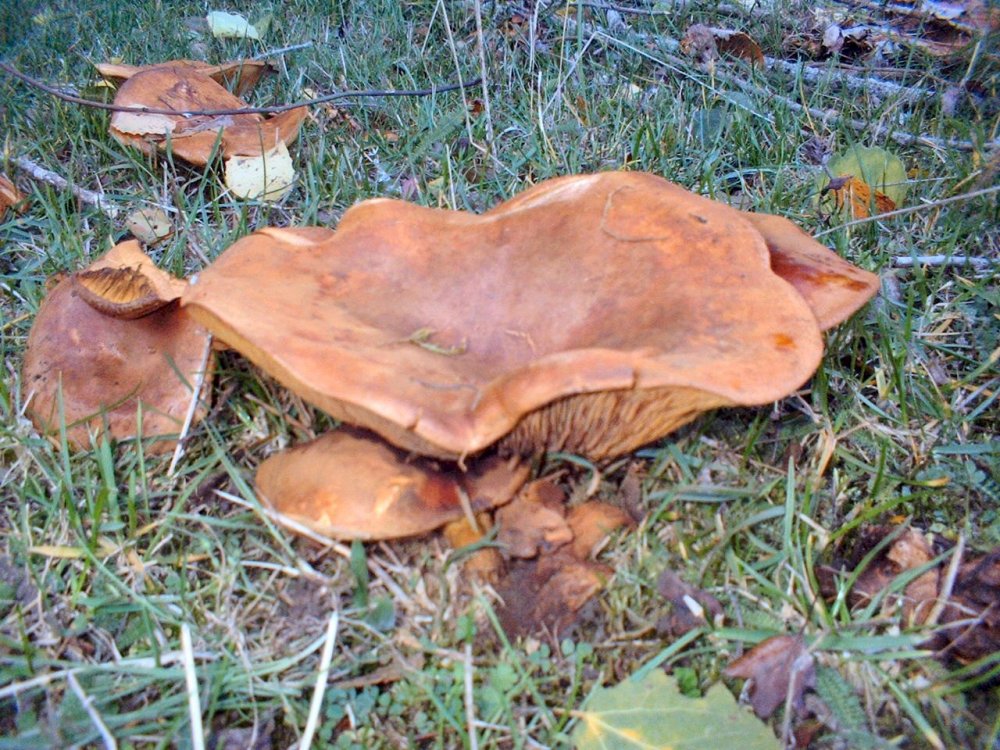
[183, 172, 878, 460]
[256, 427, 530, 540]
[21, 242, 212, 453]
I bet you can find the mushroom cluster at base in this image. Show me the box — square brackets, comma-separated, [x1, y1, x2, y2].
[182, 171, 879, 466]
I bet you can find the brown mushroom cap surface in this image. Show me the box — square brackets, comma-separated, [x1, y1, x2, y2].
[22, 251, 211, 453]
[96, 59, 271, 97]
[110, 65, 306, 166]
[256, 428, 530, 540]
[184, 172, 870, 459]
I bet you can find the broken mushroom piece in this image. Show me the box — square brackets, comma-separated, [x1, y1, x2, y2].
[256, 428, 530, 540]
[183, 171, 878, 460]
[21, 243, 212, 454]
[73, 239, 187, 318]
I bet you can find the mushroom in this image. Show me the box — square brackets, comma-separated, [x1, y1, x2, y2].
[21, 241, 212, 453]
[96, 59, 272, 98]
[109, 63, 306, 166]
[182, 171, 878, 460]
[73, 239, 187, 318]
[256, 427, 530, 540]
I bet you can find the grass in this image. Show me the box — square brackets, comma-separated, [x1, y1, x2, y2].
[1, 0, 998, 747]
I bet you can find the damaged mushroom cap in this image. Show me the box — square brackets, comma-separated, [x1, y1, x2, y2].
[22, 245, 212, 453]
[183, 171, 873, 460]
[96, 59, 272, 98]
[110, 65, 306, 166]
[256, 427, 530, 540]
[73, 239, 187, 318]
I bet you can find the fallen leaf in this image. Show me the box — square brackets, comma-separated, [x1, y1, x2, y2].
[655, 569, 724, 638]
[125, 207, 173, 245]
[495, 479, 572, 558]
[495, 550, 609, 638]
[566, 501, 632, 559]
[206, 11, 261, 40]
[822, 175, 897, 219]
[819, 145, 907, 218]
[572, 671, 781, 750]
[225, 142, 296, 201]
[683, 24, 765, 66]
[724, 635, 816, 719]
[0, 174, 28, 217]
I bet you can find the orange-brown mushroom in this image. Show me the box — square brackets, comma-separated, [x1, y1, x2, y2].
[22, 242, 212, 453]
[96, 59, 272, 98]
[256, 427, 530, 540]
[109, 63, 306, 166]
[183, 172, 878, 460]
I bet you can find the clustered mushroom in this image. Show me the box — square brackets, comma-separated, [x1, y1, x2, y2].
[21, 171, 878, 584]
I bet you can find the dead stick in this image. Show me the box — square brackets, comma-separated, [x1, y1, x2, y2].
[12, 156, 119, 218]
[893, 255, 994, 269]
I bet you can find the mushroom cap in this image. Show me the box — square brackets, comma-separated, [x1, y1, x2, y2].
[183, 172, 860, 459]
[742, 211, 879, 330]
[96, 59, 271, 98]
[22, 247, 211, 453]
[256, 428, 530, 540]
[110, 65, 306, 166]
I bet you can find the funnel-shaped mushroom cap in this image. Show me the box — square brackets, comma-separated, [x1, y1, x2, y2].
[22, 244, 212, 453]
[741, 212, 879, 330]
[256, 428, 530, 540]
[184, 172, 862, 459]
[96, 59, 271, 98]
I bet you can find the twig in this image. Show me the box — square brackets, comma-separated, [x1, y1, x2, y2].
[180, 623, 206, 750]
[67, 672, 117, 750]
[298, 611, 340, 750]
[813, 183, 1000, 236]
[924, 536, 965, 628]
[0, 60, 482, 117]
[893, 255, 995, 269]
[12, 156, 119, 218]
[252, 41, 314, 60]
[463, 643, 480, 750]
[167, 335, 215, 476]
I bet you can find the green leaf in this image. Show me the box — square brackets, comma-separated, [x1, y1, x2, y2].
[571, 671, 780, 750]
[818, 145, 908, 214]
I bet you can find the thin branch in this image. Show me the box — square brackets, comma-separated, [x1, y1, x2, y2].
[251, 41, 314, 60]
[893, 255, 995, 269]
[813, 184, 1000, 236]
[13, 156, 119, 218]
[0, 60, 481, 117]
[66, 672, 117, 750]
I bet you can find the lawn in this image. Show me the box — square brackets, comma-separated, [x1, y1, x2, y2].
[1, 1, 998, 748]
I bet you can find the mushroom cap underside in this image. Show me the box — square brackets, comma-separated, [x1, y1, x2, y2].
[183, 172, 837, 459]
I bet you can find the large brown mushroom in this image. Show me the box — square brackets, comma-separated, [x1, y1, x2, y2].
[182, 172, 878, 461]
[22, 241, 212, 453]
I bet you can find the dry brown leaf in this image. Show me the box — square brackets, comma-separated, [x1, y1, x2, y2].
[724, 635, 816, 719]
[683, 24, 765, 66]
[0, 174, 28, 217]
[495, 479, 572, 559]
[495, 551, 610, 638]
[822, 175, 896, 219]
[566, 502, 632, 560]
[655, 569, 724, 639]
[73, 240, 186, 319]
